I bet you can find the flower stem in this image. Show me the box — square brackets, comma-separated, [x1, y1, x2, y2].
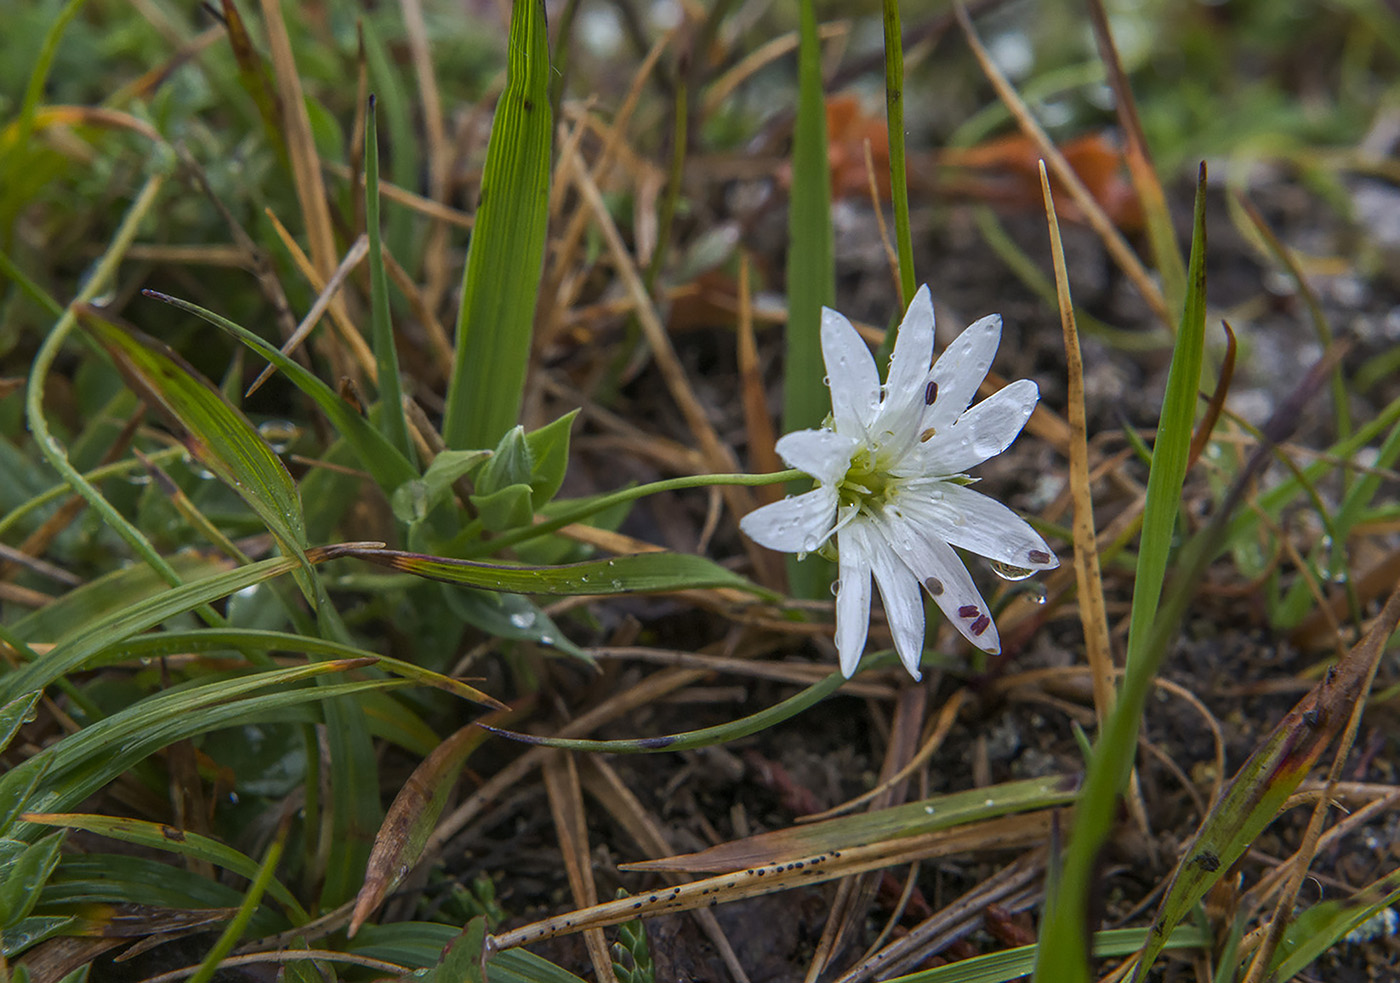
[464, 469, 806, 556]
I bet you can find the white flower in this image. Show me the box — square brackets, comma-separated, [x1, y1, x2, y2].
[741, 285, 1058, 679]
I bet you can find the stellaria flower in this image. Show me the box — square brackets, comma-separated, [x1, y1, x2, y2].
[741, 285, 1058, 679]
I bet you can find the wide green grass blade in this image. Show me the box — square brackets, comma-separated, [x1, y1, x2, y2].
[325, 543, 773, 598]
[441, 0, 552, 450]
[1033, 166, 1210, 982]
[1269, 866, 1400, 979]
[628, 776, 1078, 872]
[886, 926, 1207, 983]
[0, 555, 301, 702]
[2, 662, 388, 831]
[784, 0, 835, 600]
[19, 813, 308, 923]
[76, 306, 312, 596]
[145, 289, 419, 492]
[364, 95, 414, 463]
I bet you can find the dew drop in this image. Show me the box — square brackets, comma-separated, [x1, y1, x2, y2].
[1030, 583, 1047, 605]
[830, 579, 841, 597]
[509, 610, 537, 630]
[990, 560, 1036, 581]
[128, 472, 152, 486]
[257, 419, 301, 453]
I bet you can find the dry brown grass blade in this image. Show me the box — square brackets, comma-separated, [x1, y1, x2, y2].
[587, 647, 897, 700]
[804, 687, 927, 981]
[262, 209, 377, 385]
[580, 757, 751, 983]
[953, 3, 1171, 331]
[564, 153, 775, 573]
[321, 159, 474, 228]
[380, 243, 455, 371]
[1186, 320, 1237, 470]
[1040, 161, 1115, 724]
[247, 234, 370, 396]
[1293, 547, 1400, 650]
[1241, 581, 1400, 982]
[543, 752, 616, 983]
[834, 848, 1046, 983]
[701, 20, 851, 117]
[489, 810, 1057, 952]
[536, 33, 671, 350]
[399, 0, 451, 313]
[257, 0, 350, 357]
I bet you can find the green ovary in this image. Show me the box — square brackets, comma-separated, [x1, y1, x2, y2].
[836, 446, 897, 512]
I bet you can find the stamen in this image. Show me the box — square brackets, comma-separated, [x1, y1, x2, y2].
[970, 614, 991, 636]
[1028, 549, 1052, 564]
[924, 380, 938, 405]
[919, 427, 937, 442]
[924, 577, 944, 596]
[957, 604, 979, 619]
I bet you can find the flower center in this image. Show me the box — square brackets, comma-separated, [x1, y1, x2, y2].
[837, 445, 897, 513]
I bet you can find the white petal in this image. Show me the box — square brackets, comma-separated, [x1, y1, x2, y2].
[821, 306, 880, 436]
[861, 523, 927, 679]
[834, 533, 872, 677]
[878, 285, 936, 426]
[885, 529, 1000, 653]
[775, 428, 860, 485]
[739, 486, 839, 553]
[923, 314, 1002, 433]
[896, 481, 1058, 571]
[906, 379, 1039, 476]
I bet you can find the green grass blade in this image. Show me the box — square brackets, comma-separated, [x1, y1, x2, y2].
[75, 306, 312, 596]
[1033, 165, 1210, 982]
[0, 555, 301, 703]
[784, 0, 836, 600]
[2, 663, 388, 829]
[364, 95, 414, 463]
[882, 0, 915, 311]
[441, 0, 552, 450]
[323, 543, 774, 599]
[186, 823, 288, 983]
[18, 813, 308, 923]
[144, 290, 420, 492]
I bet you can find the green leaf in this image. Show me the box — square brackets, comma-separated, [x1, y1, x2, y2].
[477, 427, 533, 497]
[143, 291, 419, 494]
[469, 483, 535, 533]
[442, 0, 553, 449]
[523, 409, 578, 505]
[75, 307, 312, 597]
[0, 831, 64, 926]
[440, 589, 587, 662]
[392, 449, 492, 524]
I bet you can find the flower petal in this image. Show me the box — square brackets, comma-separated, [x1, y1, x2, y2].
[775, 428, 860, 486]
[896, 481, 1058, 571]
[906, 379, 1039, 476]
[821, 306, 880, 436]
[886, 530, 1000, 653]
[858, 522, 927, 679]
[834, 534, 872, 677]
[923, 314, 1002, 433]
[879, 287, 935, 422]
[739, 486, 839, 553]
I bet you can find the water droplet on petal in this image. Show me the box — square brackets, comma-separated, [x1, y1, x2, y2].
[991, 561, 1036, 581]
[830, 579, 841, 597]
